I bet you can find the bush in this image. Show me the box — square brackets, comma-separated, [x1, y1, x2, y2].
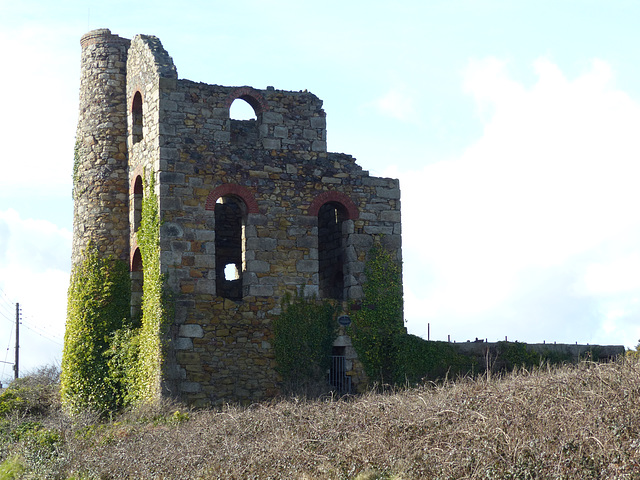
[0, 366, 60, 417]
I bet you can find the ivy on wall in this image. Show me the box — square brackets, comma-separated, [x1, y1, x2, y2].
[394, 335, 477, 384]
[61, 247, 131, 413]
[273, 291, 338, 394]
[134, 172, 172, 404]
[107, 173, 171, 406]
[62, 172, 171, 413]
[496, 342, 574, 370]
[350, 242, 405, 384]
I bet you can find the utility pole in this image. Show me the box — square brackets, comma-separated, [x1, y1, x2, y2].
[14, 303, 19, 380]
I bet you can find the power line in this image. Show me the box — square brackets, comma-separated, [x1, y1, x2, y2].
[21, 311, 65, 341]
[0, 298, 14, 319]
[0, 286, 15, 307]
[19, 322, 63, 347]
[0, 309, 14, 324]
[1, 317, 14, 382]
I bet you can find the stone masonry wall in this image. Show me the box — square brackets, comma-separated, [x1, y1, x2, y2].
[152, 74, 402, 404]
[72, 29, 131, 266]
[76, 30, 402, 405]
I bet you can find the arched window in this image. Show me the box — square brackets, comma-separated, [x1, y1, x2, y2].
[132, 175, 143, 233]
[131, 247, 143, 319]
[132, 91, 143, 144]
[318, 202, 347, 300]
[230, 97, 258, 146]
[215, 195, 247, 300]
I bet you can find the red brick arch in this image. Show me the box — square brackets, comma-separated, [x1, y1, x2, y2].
[308, 191, 359, 220]
[205, 184, 259, 214]
[224, 87, 269, 115]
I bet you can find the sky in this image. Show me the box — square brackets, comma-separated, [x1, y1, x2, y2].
[2, 0, 640, 382]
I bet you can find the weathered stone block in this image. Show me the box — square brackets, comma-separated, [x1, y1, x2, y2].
[312, 140, 327, 152]
[376, 187, 401, 199]
[179, 324, 204, 338]
[175, 337, 194, 350]
[262, 138, 281, 149]
[296, 259, 318, 273]
[380, 210, 401, 222]
[274, 125, 288, 138]
[262, 111, 283, 124]
[310, 116, 326, 128]
[180, 382, 202, 393]
[363, 225, 394, 235]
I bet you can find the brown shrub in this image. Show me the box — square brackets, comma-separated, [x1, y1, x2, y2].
[4, 358, 640, 479]
[45, 357, 640, 479]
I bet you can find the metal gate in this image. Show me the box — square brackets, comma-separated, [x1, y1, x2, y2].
[329, 355, 351, 394]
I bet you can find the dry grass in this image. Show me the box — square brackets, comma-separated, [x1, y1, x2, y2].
[4, 358, 640, 479]
[40, 358, 638, 479]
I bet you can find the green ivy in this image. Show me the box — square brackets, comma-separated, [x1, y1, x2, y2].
[497, 342, 573, 370]
[104, 327, 141, 408]
[394, 335, 478, 384]
[273, 291, 338, 394]
[61, 247, 131, 414]
[350, 242, 405, 384]
[133, 173, 172, 404]
[105, 172, 171, 406]
[63, 171, 171, 412]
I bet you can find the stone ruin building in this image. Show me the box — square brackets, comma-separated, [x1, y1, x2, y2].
[72, 29, 402, 406]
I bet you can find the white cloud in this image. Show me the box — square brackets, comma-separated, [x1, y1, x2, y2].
[0, 209, 70, 380]
[579, 253, 640, 296]
[373, 87, 419, 122]
[397, 57, 640, 348]
[0, 27, 77, 196]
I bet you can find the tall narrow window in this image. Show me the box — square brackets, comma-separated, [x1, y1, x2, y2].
[131, 247, 143, 319]
[215, 195, 247, 300]
[318, 202, 347, 300]
[132, 91, 143, 144]
[132, 175, 143, 233]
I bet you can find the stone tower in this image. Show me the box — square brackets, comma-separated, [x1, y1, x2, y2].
[71, 29, 403, 406]
[72, 29, 131, 265]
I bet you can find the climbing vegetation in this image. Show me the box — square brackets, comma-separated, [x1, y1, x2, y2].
[350, 242, 405, 384]
[106, 172, 171, 406]
[273, 291, 338, 394]
[62, 172, 171, 413]
[134, 173, 172, 403]
[61, 246, 131, 413]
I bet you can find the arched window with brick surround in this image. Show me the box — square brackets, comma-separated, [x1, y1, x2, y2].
[318, 202, 347, 300]
[206, 184, 259, 300]
[309, 191, 359, 301]
[226, 87, 268, 146]
[214, 195, 247, 300]
[132, 91, 143, 144]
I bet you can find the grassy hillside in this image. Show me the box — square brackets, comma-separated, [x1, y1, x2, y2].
[1, 358, 639, 479]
